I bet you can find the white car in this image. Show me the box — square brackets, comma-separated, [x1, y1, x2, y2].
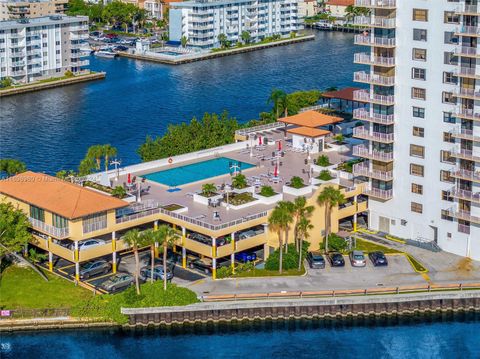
[70, 239, 106, 251]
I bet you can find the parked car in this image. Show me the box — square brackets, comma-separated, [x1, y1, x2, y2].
[188, 258, 212, 274]
[189, 233, 210, 245]
[369, 251, 388, 267]
[235, 251, 257, 262]
[69, 239, 106, 251]
[141, 251, 178, 267]
[349, 250, 366, 267]
[327, 252, 345, 267]
[101, 273, 134, 292]
[80, 260, 111, 279]
[306, 251, 325, 269]
[140, 265, 173, 281]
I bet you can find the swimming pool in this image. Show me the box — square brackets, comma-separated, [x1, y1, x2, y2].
[143, 157, 255, 187]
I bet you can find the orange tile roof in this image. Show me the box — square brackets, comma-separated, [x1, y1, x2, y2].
[287, 127, 331, 138]
[326, 0, 354, 6]
[0, 171, 128, 219]
[279, 110, 343, 128]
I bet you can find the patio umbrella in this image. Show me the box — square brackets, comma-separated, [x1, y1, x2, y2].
[274, 164, 278, 177]
[278, 140, 282, 151]
[259, 136, 263, 145]
[127, 173, 131, 184]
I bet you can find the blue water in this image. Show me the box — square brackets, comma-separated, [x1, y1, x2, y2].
[0, 30, 365, 174]
[144, 157, 254, 186]
[2, 316, 479, 358]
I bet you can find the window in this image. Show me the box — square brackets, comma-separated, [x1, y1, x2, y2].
[440, 170, 455, 183]
[413, 126, 424, 137]
[411, 183, 423, 194]
[443, 92, 455, 104]
[443, 72, 456, 84]
[413, 107, 425, 118]
[441, 150, 456, 163]
[411, 202, 423, 213]
[444, 11, 460, 24]
[410, 164, 424, 177]
[413, 28, 427, 41]
[443, 112, 455, 124]
[413, 48, 427, 61]
[444, 32, 459, 45]
[444, 51, 458, 65]
[410, 144, 425, 158]
[442, 190, 453, 202]
[82, 212, 107, 234]
[412, 68, 426, 80]
[52, 214, 68, 228]
[413, 9, 428, 22]
[441, 209, 453, 221]
[30, 205, 45, 222]
[412, 87, 426, 100]
[443, 132, 455, 143]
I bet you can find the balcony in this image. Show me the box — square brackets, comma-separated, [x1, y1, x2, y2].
[450, 147, 480, 162]
[354, 35, 396, 48]
[83, 220, 107, 234]
[448, 208, 480, 224]
[353, 163, 393, 181]
[353, 89, 395, 106]
[453, 107, 480, 121]
[455, 4, 478, 15]
[353, 145, 394, 162]
[364, 187, 393, 200]
[354, 71, 395, 86]
[450, 127, 480, 142]
[116, 200, 161, 224]
[354, 53, 395, 67]
[456, 25, 480, 37]
[353, 126, 394, 143]
[354, 16, 395, 28]
[449, 187, 480, 204]
[355, 0, 396, 8]
[70, 33, 89, 41]
[450, 168, 480, 183]
[29, 217, 69, 239]
[454, 46, 480, 58]
[454, 88, 480, 100]
[454, 66, 480, 80]
[72, 60, 90, 67]
[353, 108, 395, 125]
[10, 70, 26, 77]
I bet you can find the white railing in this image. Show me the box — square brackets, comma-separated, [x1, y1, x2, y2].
[353, 145, 394, 161]
[365, 187, 393, 200]
[235, 122, 283, 137]
[29, 217, 69, 238]
[455, 66, 480, 78]
[116, 199, 161, 223]
[450, 147, 480, 161]
[457, 25, 480, 36]
[453, 107, 480, 121]
[448, 208, 480, 224]
[353, 163, 393, 181]
[354, 16, 395, 28]
[354, 53, 395, 66]
[353, 126, 394, 142]
[449, 187, 480, 203]
[450, 168, 480, 182]
[354, 71, 395, 86]
[353, 108, 395, 125]
[354, 35, 396, 47]
[455, 88, 480, 99]
[355, 0, 396, 7]
[450, 127, 479, 140]
[456, 4, 478, 14]
[454, 46, 479, 57]
[83, 220, 107, 234]
[353, 89, 395, 105]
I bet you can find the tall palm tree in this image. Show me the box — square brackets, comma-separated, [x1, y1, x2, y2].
[87, 145, 104, 170]
[317, 186, 345, 253]
[292, 196, 315, 251]
[268, 207, 284, 274]
[123, 229, 144, 295]
[267, 89, 287, 119]
[278, 201, 294, 253]
[155, 224, 176, 290]
[201, 183, 217, 196]
[141, 229, 156, 284]
[296, 216, 313, 270]
[103, 144, 117, 172]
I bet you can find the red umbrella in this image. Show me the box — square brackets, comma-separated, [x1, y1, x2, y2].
[274, 164, 278, 177]
[259, 136, 263, 145]
[278, 140, 282, 151]
[127, 173, 131, 184]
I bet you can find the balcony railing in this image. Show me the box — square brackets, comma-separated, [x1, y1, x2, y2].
[116, 200, 161, 224]
[456, 4, 478, 14]
[353, 163, 393, 181]
[450, 127, 480, 141]
[454, 46, 480, 58]
[365, 187, 393, 200]
[456, 25, 480, 36]
[354, 16, 396, 28]
[354, 35, 396, 47]
[454, 66, 480, 79]
[29, 217, 69, 238]
[353, 145, 394, 162]
[353, 89, 395, 105]
[353, 126, 394, 143]
[355, 0, 396, 7]
[453, 107, 480, 121]
[353, 108, 395, 125]
[354, 71, 395, 86]
[354, 53, 395, 67]
[83, 220, 107, 234]
[448, 208, 480, 224]
[454, 88, 480, 100]
[450, 147, 480, 162]
[450, 168, 480, 183]
[449, 187, 480, 203]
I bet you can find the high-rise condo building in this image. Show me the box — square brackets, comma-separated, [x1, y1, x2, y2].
[352, 0, 480, 260]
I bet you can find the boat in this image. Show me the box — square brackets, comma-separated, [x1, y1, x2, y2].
[94, 49, 118, 58]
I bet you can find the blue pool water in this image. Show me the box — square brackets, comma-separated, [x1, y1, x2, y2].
[143, 157, 254, 186]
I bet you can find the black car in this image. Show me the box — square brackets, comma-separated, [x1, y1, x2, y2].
[188, 258, 212, 274]
[79, 260, 111, 279]
[369, 251, 388, 266]
[306, 251, 325, 269]
[327, 252, 345, 267]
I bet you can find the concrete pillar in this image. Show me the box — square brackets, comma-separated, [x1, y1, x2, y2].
[211, 237, 217, 258]
[230, 252, 235, 273]
[263, 243, 270, 261]
[154, 220, 158, 231]
[212, 257, 217, 280]
[74, 241, 80, 281]
[353, 195, 358, 232]
[47, 236, 53, 272]
[182, 246, 187, 269]
[112, 231, 117, 273]
[154, 241, 159, 258]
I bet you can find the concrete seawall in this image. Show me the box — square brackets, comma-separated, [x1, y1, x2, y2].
[122, 290, 480, 327]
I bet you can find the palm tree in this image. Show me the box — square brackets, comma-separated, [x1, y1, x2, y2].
[296, 216, 313, 270]
[28, 248, 47, 268]
[268, 207, 284, 274]
[292, 196, 314, 251]
[123, 229, 144, 295]
[201, 183, 217, 197]
[181, 35, 188, 48]
[267, 89, 287, 119]
[155, 224, 176, 290]
[232, 174, 247, 189]
[241, 31, 251, 44]
[278, 201, 294, 253]
[141, 229, 156, 283]
[103, 144, 117, 172]
[317, 186, 345, 253]
[86, 145, 103, 170]
[269, 201, 294, 273]
[217, 33, 228, 48]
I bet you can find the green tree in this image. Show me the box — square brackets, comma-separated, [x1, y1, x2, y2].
[292, 196, 314, 251]
[241, 31, 251, 44]
[267, 88, 287, 119]
[86, 144, 104, 170]
[296, 216, 313, 270]
[78, 157, 96, 176]
[317, 186, 345, 253]
[103, 144, 117, 172]
[123, 229, 144, 295]
[201, 183, 217, 197]
[28, 248, 47, 267]
[0, 77, 13, 88]
[268, 201, 294, 273]
[141, 229, 156, 284]
[111, 186, 127, 198]
[0, 159, 26, 177]
[181, 35, 188, 48]
[232, 173, 248, 189]
[289, 176, 305, 189]
[217, 33, 228, 48]
[153, 225, 176, 290]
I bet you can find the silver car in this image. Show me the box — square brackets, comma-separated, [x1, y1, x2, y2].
[349, 250, 366, 267]
[101, 273, 134, 292]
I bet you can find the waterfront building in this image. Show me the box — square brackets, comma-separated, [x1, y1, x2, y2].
[168, 0, 304, 48]
[0, 15, 89, 84]
[325, 0, 354, 19]
[352, 0, 480, 260]
[0, 116, 367, 281]
[298, 0, 318, 18]
[0, 0, 68, 21]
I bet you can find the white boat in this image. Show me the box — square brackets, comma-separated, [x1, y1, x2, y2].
[94, 50, 118, 58]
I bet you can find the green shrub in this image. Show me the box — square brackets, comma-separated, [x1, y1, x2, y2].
[64, 70, 74, 78]
[316, 155, 331, 167]
[259, 185, 276, 197]
[216, 266, 233, 279]
[318, 170, 332, 181]
[289, 176, 305, 189]
[321, 233, 348, 252]
[265, 244, 302, 271]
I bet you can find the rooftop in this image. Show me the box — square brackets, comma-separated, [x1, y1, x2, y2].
[322, 87, 365, 102]
[278, 110, 343, 128]
[0, 15, 87, 31]
[0, 171, 128, 219]
[287, 126, 331, 138]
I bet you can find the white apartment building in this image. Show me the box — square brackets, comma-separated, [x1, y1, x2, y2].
[0, 0, 68, 21]
[0, 15, 89, 84]
[351, 0, 480, 260]
[169, 0, 304, 48]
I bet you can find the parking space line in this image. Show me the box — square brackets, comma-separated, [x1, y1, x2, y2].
[58, 264, 75, 270]
[84, 272, 113, 283]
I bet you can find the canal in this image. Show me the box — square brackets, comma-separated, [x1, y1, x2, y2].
[0, 30, 365, 173]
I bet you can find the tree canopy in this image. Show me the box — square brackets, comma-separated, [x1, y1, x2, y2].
[0, 202, 31, 258]
[0, 158, 26, 177]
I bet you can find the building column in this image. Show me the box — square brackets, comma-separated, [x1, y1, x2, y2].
[230, 253, 235, 273]
[182, 227, 187, 268]
[212, 257, 217, 280]
[353, 195, 358, 232]
[263, 244, 270, 261]
[74, 241, 80, 281]
[230, 231, 236, 272]
[112, 231, 117, 273]
[47, 236, 53, 272]
[154, 220, 159, 257]
[211, 237, 217, 258]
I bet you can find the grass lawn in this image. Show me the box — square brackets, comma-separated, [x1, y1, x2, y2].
[352, 238, 402, 254]
[0, 266, 92, 309]
[234, 267, 305, 278]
